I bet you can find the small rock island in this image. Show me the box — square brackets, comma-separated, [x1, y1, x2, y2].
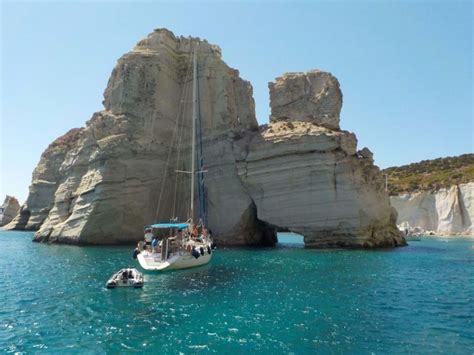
[5, 29, 405, 248]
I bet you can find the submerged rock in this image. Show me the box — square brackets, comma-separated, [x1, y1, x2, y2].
[8, 28, 404, 248]
[0, 195, 20, 226]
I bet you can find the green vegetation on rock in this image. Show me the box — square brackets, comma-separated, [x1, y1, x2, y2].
[382, 154, 474, 195]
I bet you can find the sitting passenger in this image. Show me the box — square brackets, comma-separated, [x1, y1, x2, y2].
[192, 225, 199, 239]
[200, 227, 210, 242]
[175, 230, 184, 245]
[144, 228, 153, 250]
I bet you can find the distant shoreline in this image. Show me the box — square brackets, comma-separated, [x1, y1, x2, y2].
[413, 234, 474, 240]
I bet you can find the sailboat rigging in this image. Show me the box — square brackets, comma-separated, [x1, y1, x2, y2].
[135, 44, 215, 271]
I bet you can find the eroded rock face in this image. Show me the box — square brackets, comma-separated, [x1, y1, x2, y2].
[235, 122, 404, 248]
[391, 182, 474, 235]
[241, 72, 402, 248]
[269, 71, 342, 129]
[0, 195, 20, 226]
[9, 28, 404, 248]
[4, 128, 83, 231]
[8, 29, 263, 245]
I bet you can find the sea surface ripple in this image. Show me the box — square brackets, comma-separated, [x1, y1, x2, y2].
[1, 232, 473, 353]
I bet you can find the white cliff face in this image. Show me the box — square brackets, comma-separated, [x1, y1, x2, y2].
[391, 182, 474, 235]
[10, 29, 266, 245]
[235, 95, 403, 248]
[0, 195, 20, 226]
[4, 128, 83, 231]
[7, 29, 404, 248]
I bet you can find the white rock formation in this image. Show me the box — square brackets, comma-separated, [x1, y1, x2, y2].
[6, 28, 404, 248]
[391, 182, 474, 235]
[7, 29, 267, 245]
[0, 195, 20, 226]
[269, 71, 342, 130]
[4, 128, 83, 231]
[235, 110, 403, 247]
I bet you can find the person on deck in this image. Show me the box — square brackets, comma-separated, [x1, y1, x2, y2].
[176, 229, 184, 246]
[151, 236, 158, 252]
[191, 224, 199, 240]
[144, 228, 153, 251]
[200, 227, 209, 242]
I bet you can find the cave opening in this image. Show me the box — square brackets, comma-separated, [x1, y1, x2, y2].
[276, 231, 305, 247]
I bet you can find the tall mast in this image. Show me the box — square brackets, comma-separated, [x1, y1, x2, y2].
[190, 45, 197, 221]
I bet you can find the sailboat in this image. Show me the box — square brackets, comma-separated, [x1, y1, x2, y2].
[136, 45, 215, 271]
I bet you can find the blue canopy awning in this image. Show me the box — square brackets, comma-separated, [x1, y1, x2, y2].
[145, 222, 189, 230]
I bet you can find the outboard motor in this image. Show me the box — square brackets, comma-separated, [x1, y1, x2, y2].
[132, 248, 140, 259]
[133, 281, 144, 288]
[191, 247, 200, 259]
[199, 247, 205, 256]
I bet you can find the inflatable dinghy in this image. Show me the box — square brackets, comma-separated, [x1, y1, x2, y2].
[106, 268, 144, 289]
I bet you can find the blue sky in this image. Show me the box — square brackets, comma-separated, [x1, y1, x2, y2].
[1, 0, 472, 203]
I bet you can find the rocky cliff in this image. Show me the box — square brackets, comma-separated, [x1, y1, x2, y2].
[6, 28, 404, 248]
[0, 195, 20, 226]
[235, 72, 403, 247]
[391, 182, 473, 235]
[4, 128, 83, 231]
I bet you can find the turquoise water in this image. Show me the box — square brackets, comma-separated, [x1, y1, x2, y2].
[1, 231, 473, 354]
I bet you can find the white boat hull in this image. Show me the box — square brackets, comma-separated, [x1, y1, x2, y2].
[110, 279, 143, 287]
[137, 250, 212, 271]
